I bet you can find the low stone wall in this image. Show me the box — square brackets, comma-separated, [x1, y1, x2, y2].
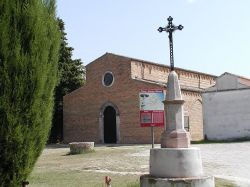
[69, 142, 94, 154]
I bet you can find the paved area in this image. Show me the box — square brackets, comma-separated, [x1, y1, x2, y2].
[194, 142, 250, 187]
[129, 142, 250, 186]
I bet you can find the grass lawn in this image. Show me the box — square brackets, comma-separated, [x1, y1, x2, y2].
[28, 144, 236, 187]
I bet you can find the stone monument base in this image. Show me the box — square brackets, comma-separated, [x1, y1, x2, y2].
[150, 148, 203, 178]
[161, 129, 190, 148]
[140, 175, 214, 187]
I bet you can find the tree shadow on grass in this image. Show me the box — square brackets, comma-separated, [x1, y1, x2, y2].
[62, 150, 96, 156]
[46, 144, 69, 149]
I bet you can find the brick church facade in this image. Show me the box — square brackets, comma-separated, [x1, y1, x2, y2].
[63, 53, 216, 144]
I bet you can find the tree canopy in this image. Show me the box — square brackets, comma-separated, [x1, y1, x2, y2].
[49, 18, 85, 143]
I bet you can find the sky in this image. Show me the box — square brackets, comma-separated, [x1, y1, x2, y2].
[57, 0, 250, 78]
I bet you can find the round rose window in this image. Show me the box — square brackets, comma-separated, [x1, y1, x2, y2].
[103, 72, 114, 87]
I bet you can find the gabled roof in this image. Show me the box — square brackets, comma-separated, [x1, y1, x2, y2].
[217, 72, 250, 87]
[204, 72, 250, 92]
[219, 72, 250, 82]
[87, 52, 217, 78]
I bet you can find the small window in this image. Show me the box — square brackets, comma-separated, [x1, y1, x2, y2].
[102, 72, 114, 87]
[184, 116, 189, 131]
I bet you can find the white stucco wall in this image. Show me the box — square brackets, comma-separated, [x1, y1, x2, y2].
[202, 89, 250, 140]
[216, 73, 238, 90]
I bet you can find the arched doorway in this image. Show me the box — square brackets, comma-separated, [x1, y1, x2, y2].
[104, 106, 117, 143]
[99, 102, 120, 143]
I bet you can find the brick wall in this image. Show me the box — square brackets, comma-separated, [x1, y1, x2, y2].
[182, 91, 203, 140]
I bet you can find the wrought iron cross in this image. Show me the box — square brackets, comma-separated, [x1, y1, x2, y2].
[158, 16, 183, 71]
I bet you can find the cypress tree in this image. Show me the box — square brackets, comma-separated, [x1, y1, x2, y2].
[0, 0, 60, 186]
[49, 19, 85, 143]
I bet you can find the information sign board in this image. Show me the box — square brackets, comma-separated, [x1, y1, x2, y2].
[139, 89, 165, 127]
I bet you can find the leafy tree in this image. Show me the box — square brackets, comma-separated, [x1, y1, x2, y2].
[0, 0, 60, 186]
[49, 19, 85, 143]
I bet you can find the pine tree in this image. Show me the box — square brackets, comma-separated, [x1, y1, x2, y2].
[0, 0, 60, 186]
[49, 19, 85, 143]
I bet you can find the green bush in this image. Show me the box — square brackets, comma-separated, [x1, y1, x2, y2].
[0, 0, 60, 186]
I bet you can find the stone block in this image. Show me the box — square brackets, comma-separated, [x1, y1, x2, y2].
[161, 130, 190, 148]
[69, 142, 94, 154]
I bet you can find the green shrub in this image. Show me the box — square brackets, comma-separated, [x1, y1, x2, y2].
[0, 0, 60, 186]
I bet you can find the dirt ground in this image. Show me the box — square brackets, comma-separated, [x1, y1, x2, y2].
[29, 142, 250, 186]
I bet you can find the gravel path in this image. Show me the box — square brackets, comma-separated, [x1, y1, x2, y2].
[193, 142, 250, 187]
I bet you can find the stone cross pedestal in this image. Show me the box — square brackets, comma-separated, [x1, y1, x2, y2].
[161, 71, 190, 148]
[140, 70, 214, 187]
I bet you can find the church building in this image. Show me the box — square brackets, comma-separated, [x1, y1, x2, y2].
[63, 53, 216, 144]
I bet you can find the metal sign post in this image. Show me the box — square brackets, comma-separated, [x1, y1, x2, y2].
[151, 126, 154, 148]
